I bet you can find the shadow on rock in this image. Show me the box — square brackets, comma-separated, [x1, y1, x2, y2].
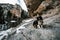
[43, 24, 53, 29]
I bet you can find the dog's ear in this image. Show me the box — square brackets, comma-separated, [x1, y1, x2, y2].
[37, 17, 39, 20]
[37, 16, 43, 20]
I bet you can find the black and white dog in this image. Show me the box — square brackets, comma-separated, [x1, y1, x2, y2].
[33, 16, 43, 28]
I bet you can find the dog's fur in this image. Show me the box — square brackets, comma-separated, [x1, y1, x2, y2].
[33, 16, 43, 28]
[33, 20, 38, 28]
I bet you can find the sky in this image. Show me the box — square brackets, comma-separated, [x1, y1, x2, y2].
[0, 0, 28, 12]
[0, 0, 18, 5]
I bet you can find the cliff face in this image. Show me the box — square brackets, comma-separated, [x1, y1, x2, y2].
[25, 0, 60, 17]
[25, 0, 43, 17]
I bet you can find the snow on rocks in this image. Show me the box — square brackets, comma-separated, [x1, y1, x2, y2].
[0, 28, 16, 40]
[16, 19, 33, 33]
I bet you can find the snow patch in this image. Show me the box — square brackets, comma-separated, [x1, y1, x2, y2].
[0, 0, 18, 5]
[23, 19, 33, 22]
[10, 20, 17, 22]
[16, 19, 33, 33]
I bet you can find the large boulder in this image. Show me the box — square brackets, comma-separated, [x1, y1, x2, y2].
[0, 4, 22, 30]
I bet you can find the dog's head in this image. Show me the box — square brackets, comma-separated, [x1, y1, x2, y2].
[37, 16, 43, 21]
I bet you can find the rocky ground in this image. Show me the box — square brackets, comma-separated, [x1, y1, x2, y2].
[0, 13, 60, 40]
[0, 0, 60, 40]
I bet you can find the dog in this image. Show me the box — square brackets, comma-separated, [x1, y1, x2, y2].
[33, 20, 38, 28]
[33, 16, 43, 28]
